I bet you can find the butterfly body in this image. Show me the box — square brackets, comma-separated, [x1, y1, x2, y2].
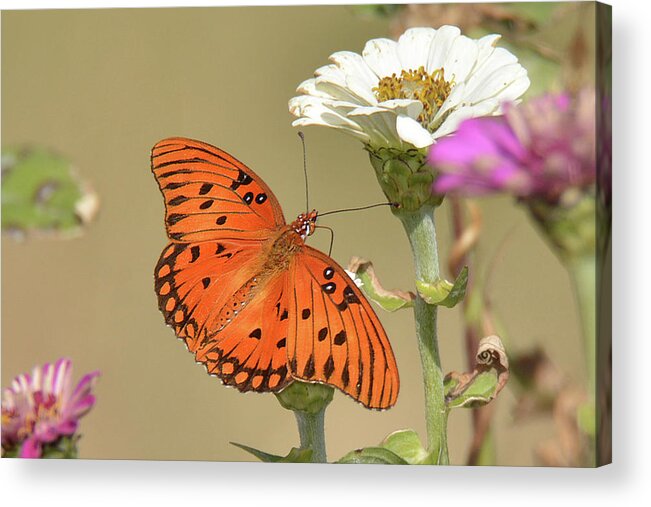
[152, 137, 399, 409]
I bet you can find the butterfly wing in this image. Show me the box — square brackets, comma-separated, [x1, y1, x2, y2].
[286, 246, 399, 409]
[191, 270, 293, 392]
[151, 137, 285, 242]
[152, 137, 291, 388]
[155, 239, 263, 354]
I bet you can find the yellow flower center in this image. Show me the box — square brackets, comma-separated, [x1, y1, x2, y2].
[373, 66, 453, 128]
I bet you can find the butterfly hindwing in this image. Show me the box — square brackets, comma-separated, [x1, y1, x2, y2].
[286, 246, 400, 409]
[152, 137, 286, 242]
[154, 239, 263, 354]
[193, 272, 293, 393]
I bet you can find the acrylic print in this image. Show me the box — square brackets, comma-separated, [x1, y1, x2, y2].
[1, 2, 611, 466]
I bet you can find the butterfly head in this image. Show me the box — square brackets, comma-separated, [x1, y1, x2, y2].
[292, 210, 318, 239]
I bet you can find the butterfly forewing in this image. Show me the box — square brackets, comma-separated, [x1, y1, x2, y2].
[152, 137, 286, 242]
[286, 246, 400, 409]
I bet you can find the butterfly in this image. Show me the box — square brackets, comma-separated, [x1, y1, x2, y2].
[151, 137, 399, 409]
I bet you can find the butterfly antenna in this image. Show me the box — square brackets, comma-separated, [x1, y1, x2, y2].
[315, 225, 335, 257]
[298, 131, 309, 212]
[319, 202, 399, 218]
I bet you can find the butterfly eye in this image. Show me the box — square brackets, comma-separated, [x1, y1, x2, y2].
[323, 267, 335, 280]
[255, 193, 267, 204]
[243, 192, 254, 204]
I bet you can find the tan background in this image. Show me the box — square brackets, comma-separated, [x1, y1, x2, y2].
[2, 5, 586, 465]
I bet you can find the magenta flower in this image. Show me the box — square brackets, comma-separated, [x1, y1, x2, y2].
[1, 358, 99, 458]
[429, 89, 596, 202]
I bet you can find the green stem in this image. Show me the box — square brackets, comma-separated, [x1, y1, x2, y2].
[568, 254, 597, 395]
[294, 408, 327, 463]
[396, 205, 449, 464]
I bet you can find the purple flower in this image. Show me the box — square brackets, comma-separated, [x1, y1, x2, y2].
[1, 358, 99, 458]
[429, 89, 596, 202]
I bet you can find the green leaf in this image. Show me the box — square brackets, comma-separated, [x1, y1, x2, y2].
[347, 257, 414, 312]
[444, 335, 510, 410]
[445, 371, 500, 409]
[337, 447, 408, 465]
[1, 147, 98, 239]
[380, 429, 434, 465]
[231, 442, 314, 463]
[416, 266, 468, 307]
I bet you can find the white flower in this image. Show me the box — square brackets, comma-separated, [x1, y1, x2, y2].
[344, 269, 364, 288]
[289, 26, 530, 150]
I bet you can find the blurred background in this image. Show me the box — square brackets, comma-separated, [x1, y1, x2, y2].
[2, 2, 596, 465]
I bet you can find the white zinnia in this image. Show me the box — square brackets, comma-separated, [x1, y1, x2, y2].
[289, 26, 530, 150]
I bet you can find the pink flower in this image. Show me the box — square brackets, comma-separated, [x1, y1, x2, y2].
[1, 358, 99, 458]
[429, 89, 596, 202]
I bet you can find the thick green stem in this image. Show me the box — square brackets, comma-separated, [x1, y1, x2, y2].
[294, 408, 327, 463]
[396, 205, 449, 464]
[568, 254, 597, 395]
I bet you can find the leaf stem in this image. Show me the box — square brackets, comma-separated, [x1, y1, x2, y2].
[396, 205, 449, 464]
[294, 408, 327, 463]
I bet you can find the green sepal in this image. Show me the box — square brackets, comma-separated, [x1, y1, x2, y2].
[231, 442, 314, 463]
[1, 147, 98, 239]
[380, 429, 435, 465]
[416, 266, 468, 307]
[3, 435, 81, 459]
[275, 381, 334, 415]
[367, 146, 443, 211]
[336, 446, 408, 465]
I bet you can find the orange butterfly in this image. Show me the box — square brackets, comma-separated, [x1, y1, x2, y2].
[151, 137, 399, 409]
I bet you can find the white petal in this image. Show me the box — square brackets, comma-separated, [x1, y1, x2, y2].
[470, 47, 518, 81]
[473, 34, 501, 70]
[396, 115, 434, 148]
[315, 77, 369, 104]
[427, 25, 461, 71]
[443, 35, 479, 83]
[329, 51, 378, 89]
[432, 99, 499, 139]
[397, 27, 436, 70]
[292, 117, 370, 143]
[289, 96, 360, 130]
[465, 63, 528, 104]
[362, 37, 401, 78]
[349, 106, 402, 147]
[380, 98, 423, 117]
[495, 74, 531, 103]
[432, 82, 467, 122]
